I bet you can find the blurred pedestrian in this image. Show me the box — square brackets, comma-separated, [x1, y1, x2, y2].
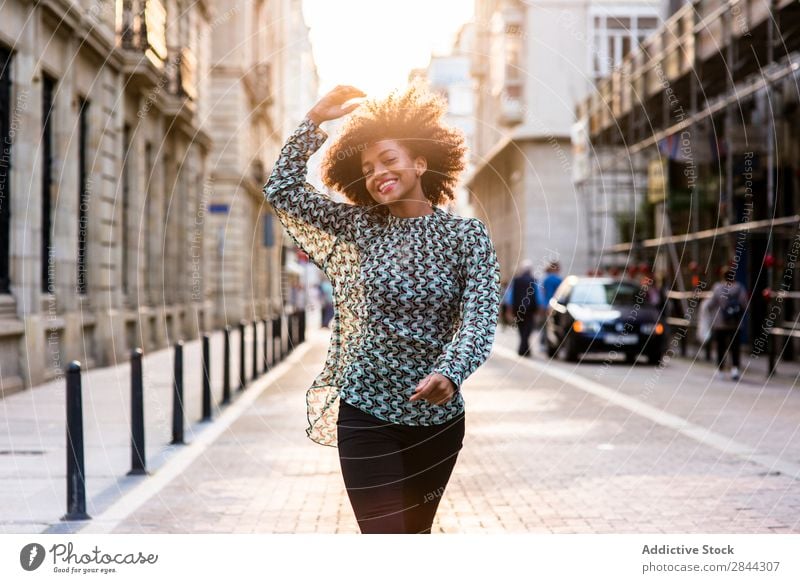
[637, 264, 663, 307]
[510, 259, 538, 357]
[652, 270, 669, 311]
[539, 261, 562, 349]
[706, 265, 748, 380]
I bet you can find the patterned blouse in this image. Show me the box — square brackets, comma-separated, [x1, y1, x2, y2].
[263, 116, 501, 448]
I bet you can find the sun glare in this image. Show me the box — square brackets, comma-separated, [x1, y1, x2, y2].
[302, 0, 475, 98]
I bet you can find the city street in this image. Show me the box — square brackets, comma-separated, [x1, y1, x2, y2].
[76, 324, 800, 534]
[3, 7, 800, 583]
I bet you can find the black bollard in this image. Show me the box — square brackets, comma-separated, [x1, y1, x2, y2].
[273, 315, 282, 363]
[128, 349, 147, 476]
[287, 312, 294, 354]
[238, 320, 246, 391]
[222, 325, 231, 405]
[171, 341, 185, 445]
[62, 361, 90, 521]
[261, 318, 269, 373]
[768, 333, 776, 377]
[252, 320, 258, 381]
[202, 334, 212, 421]
[299, 309, 306, 343]
[281, 314, 287, 358]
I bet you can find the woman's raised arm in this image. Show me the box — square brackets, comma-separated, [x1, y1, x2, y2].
[262, 116, 361, 237]
[261, 86, 366, 270]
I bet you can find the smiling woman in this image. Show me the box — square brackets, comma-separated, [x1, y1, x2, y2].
[263, 83, 501, 534]
[320, 79, 466, 214]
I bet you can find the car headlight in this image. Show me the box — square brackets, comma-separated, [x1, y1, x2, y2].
[573, 320, 602, 334]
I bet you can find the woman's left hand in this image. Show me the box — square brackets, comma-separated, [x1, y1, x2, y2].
[409, 373, 457, 405]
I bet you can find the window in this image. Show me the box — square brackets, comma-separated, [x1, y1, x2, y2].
[638, 17, 659, 30]
[591, 12, 661, 81]
[121, 124, 131, 296]
[77, 98, 89, 295]
[505, 30, 522, 82]
[144, 141, 153, 301]
[42, 74, 56, 293]
[490, 7, 525, 98]
[608, 17, 631, 30]
[0, 47, 11, 294]
[570, 282, 640, 306]
[162, 153, 171, 304]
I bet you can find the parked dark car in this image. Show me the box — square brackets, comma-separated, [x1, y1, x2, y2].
[545, 276, 665, 364]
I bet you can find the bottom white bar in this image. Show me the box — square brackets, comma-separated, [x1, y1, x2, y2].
[1, 534, 798, 582]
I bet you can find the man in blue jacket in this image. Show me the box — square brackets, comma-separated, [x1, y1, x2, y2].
[539, 261, 563, 349]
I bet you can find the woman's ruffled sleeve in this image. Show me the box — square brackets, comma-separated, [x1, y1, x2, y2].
[431, 218, 502, 391]
[262, 116, 364, 272]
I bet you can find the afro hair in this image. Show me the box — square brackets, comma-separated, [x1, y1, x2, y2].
[320, 79, 467, 209]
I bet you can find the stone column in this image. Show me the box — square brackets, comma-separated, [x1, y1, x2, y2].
[16, 7, 45, 387]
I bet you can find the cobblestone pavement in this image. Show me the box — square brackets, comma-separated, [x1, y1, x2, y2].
[110, 326, 800, 534]
[1, 312, 309, 534]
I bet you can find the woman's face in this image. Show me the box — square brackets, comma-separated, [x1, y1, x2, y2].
[360, 139, 426, 207]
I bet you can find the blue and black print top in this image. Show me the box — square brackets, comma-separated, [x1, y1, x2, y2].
[263, 116, 501, 448]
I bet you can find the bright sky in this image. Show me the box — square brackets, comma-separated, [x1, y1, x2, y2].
[301, 0, 475, 98]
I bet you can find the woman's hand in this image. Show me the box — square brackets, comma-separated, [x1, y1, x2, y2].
[306, 85, 366, 125]
[409, 373, 457, 406]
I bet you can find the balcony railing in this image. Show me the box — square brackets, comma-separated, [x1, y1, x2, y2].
[166, 46, 197, 100]
[501, 4, 524, 34]
[581, 0, 800, 138]
[119, 0, 167, 62]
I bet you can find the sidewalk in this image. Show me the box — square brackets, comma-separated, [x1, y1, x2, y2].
[0, 306, 321, 535]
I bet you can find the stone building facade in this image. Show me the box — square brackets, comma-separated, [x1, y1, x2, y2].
[206, 0, 318, 327]
[0, 0, 316, 394]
